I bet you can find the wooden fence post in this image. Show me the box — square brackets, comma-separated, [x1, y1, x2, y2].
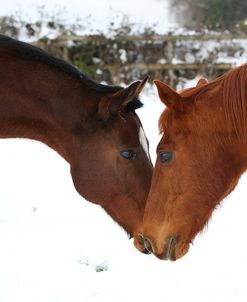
[166, 40, 175, 88]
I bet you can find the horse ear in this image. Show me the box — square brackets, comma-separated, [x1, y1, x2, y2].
[153, 80, 183, 112]
[196, 78, 208, 87]
[99, 76, 149, 120]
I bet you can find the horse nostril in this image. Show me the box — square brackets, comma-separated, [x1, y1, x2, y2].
[164, 235, 179, 260]
[138, 233, 153, 254]
[138, 233, 145, 245]
[143, 237, 153, 254]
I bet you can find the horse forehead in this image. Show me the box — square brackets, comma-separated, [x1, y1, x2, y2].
[164, 110, 186, 133]
[115, 115, 149, 153]
[112, 114, 141, 142]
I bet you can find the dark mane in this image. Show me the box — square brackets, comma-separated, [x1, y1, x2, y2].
[0, 35, 121, 94]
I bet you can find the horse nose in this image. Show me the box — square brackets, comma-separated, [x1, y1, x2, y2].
[138, 234, 153, 254]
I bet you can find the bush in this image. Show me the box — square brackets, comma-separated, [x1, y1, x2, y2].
[169, 0, 247, 30]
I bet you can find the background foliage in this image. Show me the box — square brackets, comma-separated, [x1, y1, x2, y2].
[169, 0, 247, 30]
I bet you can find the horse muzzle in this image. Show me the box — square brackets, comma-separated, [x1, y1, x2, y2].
[135, 233, 189, 261]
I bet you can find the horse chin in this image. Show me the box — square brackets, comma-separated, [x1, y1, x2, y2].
[127, 232, 133, 239]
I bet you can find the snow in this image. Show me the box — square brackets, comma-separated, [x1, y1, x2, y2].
[1, 1, 247, 300]
[119, 49, 128, 64]
[1, 84, 247, 302]
[0, 0, 176, 37]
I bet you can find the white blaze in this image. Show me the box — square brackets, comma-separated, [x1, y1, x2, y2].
[139, 126, 149, 158]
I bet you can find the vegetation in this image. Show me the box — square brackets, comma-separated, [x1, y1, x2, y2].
[169, 0, 247, 30]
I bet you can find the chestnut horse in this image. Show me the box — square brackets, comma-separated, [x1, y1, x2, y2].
[136, 64, 247, 260]
[0, 35, 153, 240]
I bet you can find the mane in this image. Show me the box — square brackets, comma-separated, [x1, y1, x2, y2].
[0, 35, 121, 94]
[159, 64, 247, 140]
[222, 64, 247, 141]
[158, 107, 172, 134]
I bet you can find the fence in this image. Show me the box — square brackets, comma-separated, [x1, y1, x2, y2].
[34, 33, 247, 87]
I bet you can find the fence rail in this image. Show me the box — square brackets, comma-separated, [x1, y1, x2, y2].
[52, 33, 247, 43]
[34, 33, 247, 86]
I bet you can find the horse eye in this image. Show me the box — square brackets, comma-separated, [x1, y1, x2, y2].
[120, 150, 137, 161]
[159, 151, 173, 164]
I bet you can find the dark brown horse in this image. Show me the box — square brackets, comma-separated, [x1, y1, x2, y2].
[0, 35, 153, 240]
[135, 64, 247, 260]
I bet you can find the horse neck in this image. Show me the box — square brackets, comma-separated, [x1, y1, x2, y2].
[0, 57, 99, 163]
[231, 140, 247, 176]
[218, 65, 247, 173]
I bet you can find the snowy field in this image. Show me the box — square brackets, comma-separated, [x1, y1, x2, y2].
[0, 84, 247, 302]
[1, 0, 247, 300]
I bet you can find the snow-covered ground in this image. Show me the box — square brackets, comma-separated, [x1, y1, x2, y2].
[1, 1, 247, 300]
[0, 84, 247, 302]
